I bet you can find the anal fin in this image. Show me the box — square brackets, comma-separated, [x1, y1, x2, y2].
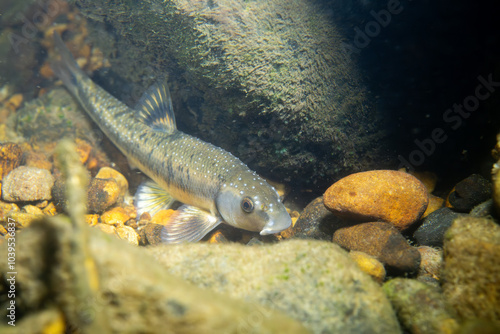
[135, 180, 176, 217]
[161, 205, 221, 244]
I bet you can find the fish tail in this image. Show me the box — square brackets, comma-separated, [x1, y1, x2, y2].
[50, 31, 85, 94]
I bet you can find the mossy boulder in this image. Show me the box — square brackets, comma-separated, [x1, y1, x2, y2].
[74, 0, 391, 187]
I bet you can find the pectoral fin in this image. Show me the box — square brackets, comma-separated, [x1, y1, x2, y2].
[161, 205, 221, 244]
[135, 181, 176, 217]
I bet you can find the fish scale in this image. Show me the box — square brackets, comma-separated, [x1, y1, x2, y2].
[51, 32, 292, 243]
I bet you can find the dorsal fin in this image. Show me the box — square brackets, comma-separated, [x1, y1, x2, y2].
[136, 82, 177, 134]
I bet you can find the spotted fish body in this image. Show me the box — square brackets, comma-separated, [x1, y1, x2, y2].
[52, 33, 292, 243]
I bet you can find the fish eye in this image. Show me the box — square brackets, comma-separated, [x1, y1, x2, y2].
[241, 196, 254, 213]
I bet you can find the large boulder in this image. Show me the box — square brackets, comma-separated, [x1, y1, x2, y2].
[73, 0, 391, 187]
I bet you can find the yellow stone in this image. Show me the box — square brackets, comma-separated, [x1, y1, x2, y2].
[42, 202, 57, 216]
[151, 209, 175, 225]
[349, 251, 386, 283]
[85, 214, 99, 226]
[101, 207, 130, 225]
[421, 195, 444, 218]
[6, 212, 44, 228]
[94, 223, 117, 235]
[409, 171, 438, 193]
[96, 167, 129, 197]
[22, 205, 44, 215]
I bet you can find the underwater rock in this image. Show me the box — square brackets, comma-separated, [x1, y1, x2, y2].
[414, 207, 466, 247]
[282, 196, 343, 240]
[349, 250, 386, 283]
[442, 216, 500, 323]
[73, 0, 391, 187]
[100, 207, 131, 225]
[95, 166, 129, 198]
[324, 170, 429, 231]
[0, 142, 22, 181]
[22, 150, 53, 170]
[469, 199, 495, 217]
[14, 88, 98, 144]
[447, 174, 492, 212]
[383, 278, 459, 334]
[0, 217, 308, 333]
[410, 171, 438, 193]
[141, 223, 164, 245]
[332, 221, 421, 274]
[147, 239, 401, 333]
[416, 246, 443, 286]
[2, 166, 54, 202]
[422, 194, 444, 218]
[115, 225, 139, 245]
[87, 178, 120, 213]
[5, 211, 44, 229]
[151, 209, 175, 225]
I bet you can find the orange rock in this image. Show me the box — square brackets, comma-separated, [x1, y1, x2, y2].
[23, 151, 53, 170]
[208, 230, 229, 243]
[151, 209, 176, 225]
[324, 170, 429, 231]
[421, 195, 444, 218]
[5, 94, 23, 111]
[75, 139, 92, 164]
[87, 178, 120, 213]
[95, 167, 129, 197]
[409, 171, 438, 193]
[39, 61, 55, 79]
[0, 143, 22, 181]
[101, 207, 130, 225]
[85, 214, 99, 226]
[42, 202, 57, 216]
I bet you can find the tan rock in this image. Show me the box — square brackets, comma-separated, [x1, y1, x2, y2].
[2, 166, 55, 202]
[5, 212, 44, 229]
[422, 194, 444, 218]
[94, 223, 117, 235]
[87, 178, 120, 213]
[0, 142, 22, 181]
[22, 205, 44, 215]
[116, 225, 139, 245]
[324, 170, 429, 230]
[95, 167, 129, 197]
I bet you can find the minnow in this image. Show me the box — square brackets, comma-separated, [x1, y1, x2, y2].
[51, 33, 292, 243]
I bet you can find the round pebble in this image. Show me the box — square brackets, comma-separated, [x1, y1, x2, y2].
[101, 207, 130, 225]
[2, 166, 54, 202]
[446, 174, 492, 212]
[87, 178, 120, 213]
[349, 251, 386, 283]
[95, 167, 129, 197]
[324, 170, 429, 231]
[414, 207, 466, 247]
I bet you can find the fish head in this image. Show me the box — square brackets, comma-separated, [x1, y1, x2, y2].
[215, 173, 292, 235]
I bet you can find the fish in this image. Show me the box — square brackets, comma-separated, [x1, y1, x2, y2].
[51, 32, 292, 243]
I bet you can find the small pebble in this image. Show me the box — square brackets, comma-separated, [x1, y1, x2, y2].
[23, 150, 52, 170]
[207, 230, 229, 243]
[349, 251, 386, 283]
[2, 166, 54, 202]
[417, 246, 442, 285]
[85, 214, 99, 226]
[94, 223, 117, 235]
[42, 202, 57, 216]
[0, 142, 22, 181]
[422, 194, 444, 218]
[446, 174, 492, 212]
[116, 225, 139, 245]
[151, 209, 175, 225]
[95, 166, 129, 197]
[22, 205, 44, 215]
[75, 138, 93, 164]
[6, 212, 44, 229]
[333, 221, 421, 273]
[324, 170, 429, 231]
[414, 207, 466, 247]
[143, 223, 164, 245]
[87, 178, 120, 213]
[101, 207, 130, 225]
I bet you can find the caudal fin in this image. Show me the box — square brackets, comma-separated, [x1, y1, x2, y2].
[50, 32, 84, 94]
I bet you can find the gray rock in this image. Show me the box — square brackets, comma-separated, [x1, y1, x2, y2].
[448, 174, 492, 212]
[414, 208, 466, 247]
[147, 239, 401, 334]
[2, 166, 54, 202]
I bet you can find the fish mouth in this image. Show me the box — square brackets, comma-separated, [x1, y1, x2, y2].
[259, 217, 292, 235]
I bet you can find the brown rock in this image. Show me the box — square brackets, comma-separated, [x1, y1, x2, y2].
[75, 138, 92, 165]
[446, 174, 492, 213]
[87, 178, 120, 213]
[23, 150, 52, 170]
[333, 221, 421, 273]
[0, 142, 22, 181]
[95, 167, 129, 197]
[143, 223, 164, 245]
[101, 207, 130, 225]
[324, 170, 429, 230]
[280, 196, 345, 241]
[417, 246, 442, 285]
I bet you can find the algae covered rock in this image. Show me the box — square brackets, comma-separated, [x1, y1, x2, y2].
[74, 0, 391, 187]
[147, 239, 401, 333]
[442, 216, 500, 323]
[383, 278, 459, 334]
